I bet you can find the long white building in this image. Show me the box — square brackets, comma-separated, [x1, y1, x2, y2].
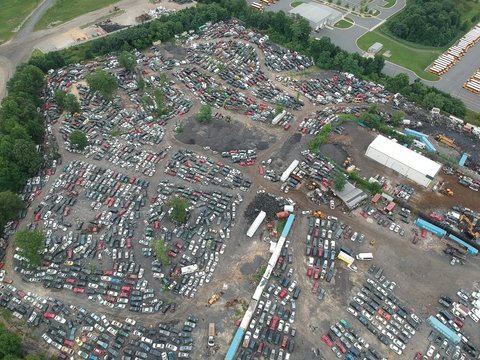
[365, 135, 441, 187]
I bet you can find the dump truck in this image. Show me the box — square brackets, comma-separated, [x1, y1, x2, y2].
[208, 323, 215, 347]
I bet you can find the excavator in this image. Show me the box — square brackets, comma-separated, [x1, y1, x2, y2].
[440, 188, 454, 196]
[460, 215, 480, 239]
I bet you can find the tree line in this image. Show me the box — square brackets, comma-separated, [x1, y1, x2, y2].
[0, 64, 47, 233]
[386, 0, 476, 47]
[28, 0, 469, 119]
[0, 321, 47, 360]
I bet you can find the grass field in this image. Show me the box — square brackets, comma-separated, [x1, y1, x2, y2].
[35, 0, 120, 30]
[290, 1, 304, 7]
[334, 19, 354, 29]
[381, 0, 396, 8]
[0, 0, 42, 43]
[357, 30, 441, 81]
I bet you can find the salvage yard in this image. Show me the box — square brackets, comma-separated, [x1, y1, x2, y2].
[0, 17, 479, 360]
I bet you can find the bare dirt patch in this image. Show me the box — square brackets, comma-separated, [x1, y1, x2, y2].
[175, 116, 276, 152]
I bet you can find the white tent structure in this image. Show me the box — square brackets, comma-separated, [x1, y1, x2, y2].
[365, 135, 441, 187]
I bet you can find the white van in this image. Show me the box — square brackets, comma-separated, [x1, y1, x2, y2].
[356, 253, 373, 260]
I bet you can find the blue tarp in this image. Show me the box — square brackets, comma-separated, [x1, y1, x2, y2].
[448, 234, 479, 256]
[427, 316, 461, 344]
[458, 153, 468, 166]
[225, 328, 245, 360]
[414, 218, 446, 237]
[281, 214, 295, 238]
[404, 128, 437, 152]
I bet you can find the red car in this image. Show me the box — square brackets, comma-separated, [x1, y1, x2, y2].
[414, 352, 423, 360]
[313, 268, 320, 280]
[73, 287, 85, 294]
[452, 318, 463, 327]
[168, 250, 178, 258]
[378, 309, 391, 321]
[335, 340, 347, 354]
[321, 335, 333, 347]
[306, 267, 313, 277]
[43, 312, 56, 319]
[279, 289, 288, 299]
[429, 213, 444, 222]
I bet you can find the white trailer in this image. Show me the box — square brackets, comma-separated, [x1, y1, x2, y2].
[280, 160, 299, 182]
[246, 211, 266, 237]
[181, 264, 198, 275]
[272, 110, 287, 125]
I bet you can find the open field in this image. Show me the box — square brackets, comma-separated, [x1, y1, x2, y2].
[0, 0, 41, 43]
[34, 0, 121, 30]
[357, 29, 441, 81]
[335, 19, 354, 29]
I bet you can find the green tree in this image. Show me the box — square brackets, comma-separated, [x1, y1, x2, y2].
[391, 111, 405, 126]
[0, 330, 21, 358]
[154, 89, 166, 116]
[137, 75, 145, 91]
[386, 73, 410, 93]
[86, 69, 118, 99]
[54, 89, 66, 108]
[15, 230, 45, 268]
[6, 64, 46, 103]
[196, 104, 212, 124]
[119, 51, 136, 72]
[275, 104, 284, 115]
[152, 239, 170, 266]
[333, 173, 347, 191]
[0, 191, 24, 230]
[69, 130, 88, 150]
[169, 197, 190, 224]
[64, 94, 81, 113]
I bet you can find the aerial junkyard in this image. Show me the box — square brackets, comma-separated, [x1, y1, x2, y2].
[1, 17, 480, 360]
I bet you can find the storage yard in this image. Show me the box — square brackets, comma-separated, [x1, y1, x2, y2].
[0, 18, 480, 360]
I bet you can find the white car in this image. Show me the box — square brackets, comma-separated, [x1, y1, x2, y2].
[389, 343, 402, 355]
[393, 338, 405, 350]
[427, 345, 435, 357]
[253, 327, 261, 339]
[353, 297, 364, 305]
[347, 307, 358, 317]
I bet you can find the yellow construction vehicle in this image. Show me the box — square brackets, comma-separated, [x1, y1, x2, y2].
[435, 134, 457, 149]
[440, 188, 454, 196]
[312, 211, 326, 219]
[460, 215, 480, 239]
[208, 293, 221, 306]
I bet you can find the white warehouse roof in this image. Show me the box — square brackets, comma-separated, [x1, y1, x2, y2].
[367, 135, 441, 182]
[289, 3, 341, 28]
